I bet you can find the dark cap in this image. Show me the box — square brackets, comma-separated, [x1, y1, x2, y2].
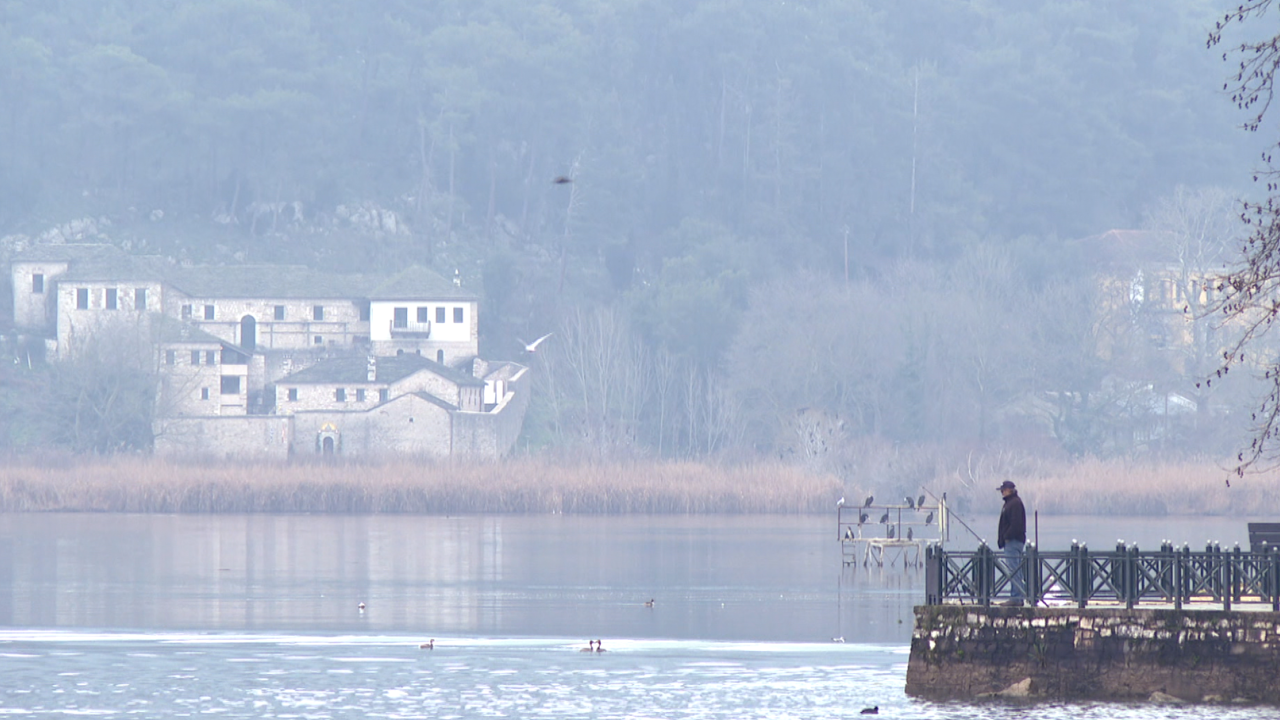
[997, 480, 1017, 491]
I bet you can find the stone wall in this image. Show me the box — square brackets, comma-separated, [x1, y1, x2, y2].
[452, 366, 530, 457]
[154, 416, 291, 459]
[906, 605, 1280, 704]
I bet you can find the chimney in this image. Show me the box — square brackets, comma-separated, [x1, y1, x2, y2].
[366, 355, 377, 382]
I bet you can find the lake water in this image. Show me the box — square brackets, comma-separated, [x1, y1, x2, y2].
[0, 512, 1277, 718]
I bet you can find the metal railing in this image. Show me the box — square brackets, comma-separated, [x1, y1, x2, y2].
[924, 541, 1280, 610]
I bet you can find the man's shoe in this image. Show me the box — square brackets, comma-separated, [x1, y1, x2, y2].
[999, 599, 1024, 607]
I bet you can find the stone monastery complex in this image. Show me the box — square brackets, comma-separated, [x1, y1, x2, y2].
[8, 243, 529, 458]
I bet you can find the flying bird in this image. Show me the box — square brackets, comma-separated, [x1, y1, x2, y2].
[879, 512, 890, 524]
[863, 495, 874, 508]
[552, 175, 573, 184]
[519, 333, 554, 353]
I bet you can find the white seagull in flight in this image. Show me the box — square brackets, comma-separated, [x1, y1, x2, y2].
[520, 333, 554, 353]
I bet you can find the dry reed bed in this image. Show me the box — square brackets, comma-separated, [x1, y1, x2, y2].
[1016, 457, 1280, 516]
[0, 459, 841, 514]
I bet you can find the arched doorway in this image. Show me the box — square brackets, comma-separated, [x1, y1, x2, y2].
[436, 349, 445, 363]
[240, 315, 257, 352]
[317, 422, 340, 455]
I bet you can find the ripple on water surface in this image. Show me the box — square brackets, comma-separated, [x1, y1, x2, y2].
[0, 630, 1276, 719]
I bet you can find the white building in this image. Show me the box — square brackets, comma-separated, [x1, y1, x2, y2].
[8, 243, 528, 459]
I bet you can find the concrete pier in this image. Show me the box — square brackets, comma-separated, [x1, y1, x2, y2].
[906, 605, 1280, 703]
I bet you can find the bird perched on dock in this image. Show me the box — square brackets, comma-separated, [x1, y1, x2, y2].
[925, 511, 934, 525]
[843, 526, 855, 541]
[859, 513, 868, 525]
[419, 639, 434, 650]
[907, 528, 913, 541]
[837, 496, 845, 508]
[905, 496, 915, 509]
[917, 494, 926, 509]
[879, 511, 890, 524]
[863, 495, 874, 508]
[887, 526, 896, 539]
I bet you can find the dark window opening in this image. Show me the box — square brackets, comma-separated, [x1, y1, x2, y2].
[205, 350, 217, 365]
[105, 288, 118, 310]
[359, 302, 370, 321]
[287, 388, 298, 401]
[378, 389, 389, 403]
[191, 350, 201, 365]
[204, 304, 215, 320]
[32, 274, 43, 293]
[135, 288, 147, 310]
[313, 305, 324, 321]
[76, 288, 89, 309]
[453, 307, 464, 323]
[181, 304, 192, 319]
[335, 388, 347, 401]
[437, 349, 445, 363]
[417, 307, 430, 323]
[240, 315, 257, 352]
[221, 375, 241, 395]
[201, 388, 209, 400]
[394, 307, 408, 328]
[165, 350, 175, 365]
[435, 307, 446, 323]
[356, 389, 366, 402]
[314, 335, 322, 345]
[274, 305, 285, 320]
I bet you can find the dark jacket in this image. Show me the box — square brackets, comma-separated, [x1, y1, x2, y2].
[997, 492, 1026, 549]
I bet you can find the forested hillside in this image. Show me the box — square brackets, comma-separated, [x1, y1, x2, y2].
[0, 0, 1264, 469]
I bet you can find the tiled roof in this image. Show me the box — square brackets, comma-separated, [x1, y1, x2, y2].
[149, 315, 226, 346]
[11, 243, 125, 264]
[59, 254, 172, 283]
[280, 352, 483, 386]
[407, 391, 458, 411]
[367, 266, 475, 301]
[163, 265, 373, 300]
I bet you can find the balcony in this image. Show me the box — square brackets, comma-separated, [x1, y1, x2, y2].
[389, 319, 431, 338]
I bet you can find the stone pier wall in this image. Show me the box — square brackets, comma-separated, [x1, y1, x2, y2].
[906, 605, 1280, 704]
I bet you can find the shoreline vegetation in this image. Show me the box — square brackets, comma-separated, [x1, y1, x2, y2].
[0, 456, 1276, 515]
[0, 458, 840, 514]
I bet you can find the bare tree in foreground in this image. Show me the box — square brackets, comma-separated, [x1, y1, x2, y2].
[1209, 3, 1280, 474]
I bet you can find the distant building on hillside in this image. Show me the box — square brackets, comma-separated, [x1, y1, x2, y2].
[7, 243, 529, 459]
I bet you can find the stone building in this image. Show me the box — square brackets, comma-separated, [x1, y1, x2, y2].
[8, 243, 528, 459]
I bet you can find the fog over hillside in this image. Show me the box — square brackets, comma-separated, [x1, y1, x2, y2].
[0, 0, 1269, 472]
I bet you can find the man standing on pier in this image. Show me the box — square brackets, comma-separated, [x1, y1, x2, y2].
[996, 480, 1027, 606]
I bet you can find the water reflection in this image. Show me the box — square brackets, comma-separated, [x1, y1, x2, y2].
[0, 513, 1261, 643]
